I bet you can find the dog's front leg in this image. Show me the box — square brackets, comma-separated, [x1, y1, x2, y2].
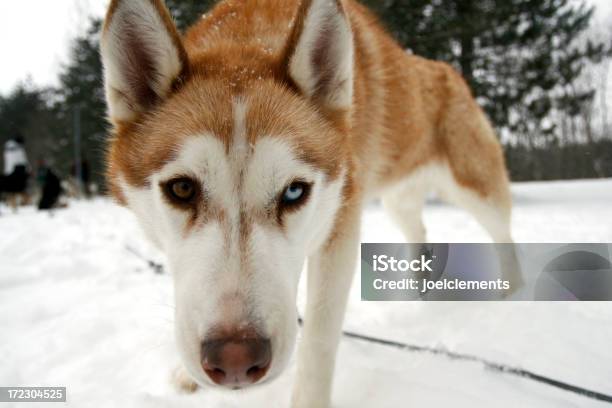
[291, 212, 361, 408]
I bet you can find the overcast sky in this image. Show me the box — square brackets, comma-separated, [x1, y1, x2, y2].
[0, 0, 108, 94]
[0, 0, 610, 94]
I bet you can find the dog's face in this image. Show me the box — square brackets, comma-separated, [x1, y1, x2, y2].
[111, 82, 348, 388]
[101, 0, 353, 389]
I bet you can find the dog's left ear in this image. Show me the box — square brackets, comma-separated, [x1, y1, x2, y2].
[284, 0, 354, 111]
[100, 0, 189, 125]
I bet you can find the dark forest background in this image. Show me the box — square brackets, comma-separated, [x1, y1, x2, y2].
[1, 0, 611, 189]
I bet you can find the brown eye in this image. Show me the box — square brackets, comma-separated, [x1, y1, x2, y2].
[166, 178, 197, 203]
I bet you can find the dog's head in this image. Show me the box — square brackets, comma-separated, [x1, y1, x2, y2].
[101, 0, 354, 389]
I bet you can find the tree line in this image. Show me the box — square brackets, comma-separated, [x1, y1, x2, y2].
[1, 0, 610, 187]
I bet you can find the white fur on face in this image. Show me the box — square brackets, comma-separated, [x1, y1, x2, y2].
[100, 0, 184, 123]
[119, 99, 345, 387]
[289, 0, 354, 110]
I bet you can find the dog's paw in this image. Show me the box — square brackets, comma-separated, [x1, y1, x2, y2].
[171, 365, 199, 394]
[291, 390, 330, 408]
[291, 399, 330, 408]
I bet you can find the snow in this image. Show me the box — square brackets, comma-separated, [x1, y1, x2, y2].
[1, 179, 612, 407]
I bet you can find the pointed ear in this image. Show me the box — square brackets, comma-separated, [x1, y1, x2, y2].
[285, 0, 354, 111]
[100, 0, 189, 125]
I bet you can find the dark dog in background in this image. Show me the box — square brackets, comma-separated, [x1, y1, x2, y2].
[36, 164, 62, 210]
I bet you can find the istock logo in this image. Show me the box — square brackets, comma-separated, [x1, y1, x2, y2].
[372, 255, 434, 273]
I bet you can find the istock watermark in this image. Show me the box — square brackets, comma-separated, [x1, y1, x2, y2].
[361, 243, 612, 301]
[372, 254, 434, 273]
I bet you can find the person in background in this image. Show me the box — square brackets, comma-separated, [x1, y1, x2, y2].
[0, 133, 31, 210]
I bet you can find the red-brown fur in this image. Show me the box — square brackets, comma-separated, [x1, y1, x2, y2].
[102, 1, 514, 401]
[106, 0, 509, 216]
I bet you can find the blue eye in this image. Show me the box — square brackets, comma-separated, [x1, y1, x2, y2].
[282, 182, 309, 205]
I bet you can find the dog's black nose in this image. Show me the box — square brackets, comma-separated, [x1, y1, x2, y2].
[201, 332, 271, 387]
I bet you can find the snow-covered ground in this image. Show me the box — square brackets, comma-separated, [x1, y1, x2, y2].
[1, 179, 611, 407]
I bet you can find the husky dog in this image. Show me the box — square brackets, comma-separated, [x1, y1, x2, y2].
[101, 0, 518, 406]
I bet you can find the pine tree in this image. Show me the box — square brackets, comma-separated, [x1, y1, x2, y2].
[0, 83, 66, 173]
[165, 0, 217, 31]
[56, 19, 107, 183]
[360, 0, 607, 143]
[0, 82, 48, 137]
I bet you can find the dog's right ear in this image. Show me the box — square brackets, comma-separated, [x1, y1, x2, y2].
[100, 0, 188, 126]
